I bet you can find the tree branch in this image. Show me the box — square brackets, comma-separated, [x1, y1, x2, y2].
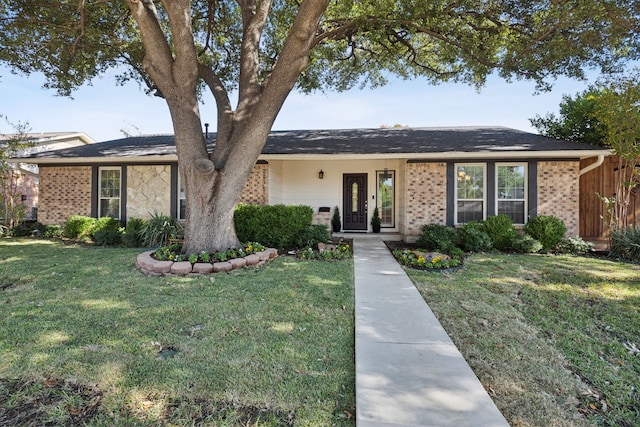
[163, 0, 199, 89]
[236, 0, 272, 115]
[226, 0, 330, 169]
[68, 0, 87, 68]
[198, 62, 235, 167]
[125, 0, 175, 92]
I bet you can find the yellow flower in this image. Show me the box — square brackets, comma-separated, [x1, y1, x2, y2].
[432, 256, 442, 264]
[417, 256, 426, 263]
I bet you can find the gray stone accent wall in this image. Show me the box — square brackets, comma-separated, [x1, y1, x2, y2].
[405, 162, 447, 238]
[537, 160, 579, 236]
[39, 166, 92, 225]
[126, 165, 172, 219]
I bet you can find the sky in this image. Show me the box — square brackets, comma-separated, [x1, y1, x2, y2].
[0, 64, 606, 143]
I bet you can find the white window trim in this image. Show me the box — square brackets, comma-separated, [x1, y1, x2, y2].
[454, 163, 486, 225]
[495, 162, 528, 225]
[98, 166, 122, 219]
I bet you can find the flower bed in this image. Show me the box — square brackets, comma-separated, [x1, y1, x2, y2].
[296, 242, 352, 261]
[392, 249, 462, 271]
[136, 242, 278, 277]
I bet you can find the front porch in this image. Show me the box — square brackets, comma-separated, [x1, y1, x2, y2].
[331, 232, 404, 242]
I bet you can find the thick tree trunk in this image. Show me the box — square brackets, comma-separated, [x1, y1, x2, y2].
[168, 96, 252, 254]
[127, 0, 331, 254]
[181, 167, 242, 254]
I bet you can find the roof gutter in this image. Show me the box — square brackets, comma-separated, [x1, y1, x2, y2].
[579, 154, 606, 176]
[10, 149, 612, 165]
[260, 149, 612, 161]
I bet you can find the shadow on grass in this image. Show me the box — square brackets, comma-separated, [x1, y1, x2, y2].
[0, 377, 295, 426]
[0, 239, 355, 426]
[513, 256, 640, 426]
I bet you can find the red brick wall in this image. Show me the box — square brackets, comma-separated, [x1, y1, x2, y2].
[39, 166, 92, 225]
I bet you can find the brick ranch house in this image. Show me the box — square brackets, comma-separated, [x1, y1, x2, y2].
[1, 132, 94, 221]
[14, 126, 611, 241]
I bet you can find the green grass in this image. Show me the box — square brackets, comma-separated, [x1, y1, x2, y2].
[0, 239, 355, 426]
[406, 253, 640, 427]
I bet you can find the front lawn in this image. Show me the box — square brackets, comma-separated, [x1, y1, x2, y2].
[0, 239, 355, 426]
[405, 253, 640, 427]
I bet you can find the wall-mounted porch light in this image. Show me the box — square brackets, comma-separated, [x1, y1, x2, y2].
[318, 170, 324, 179]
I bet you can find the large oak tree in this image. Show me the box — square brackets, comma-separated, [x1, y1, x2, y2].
[1, 0, 638, 253]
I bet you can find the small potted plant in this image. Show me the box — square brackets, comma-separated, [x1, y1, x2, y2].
[332, 206, 341, 233]
[371, 207, 381, 233]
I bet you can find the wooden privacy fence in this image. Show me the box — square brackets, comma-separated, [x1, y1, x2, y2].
[580, 156, 640, 241]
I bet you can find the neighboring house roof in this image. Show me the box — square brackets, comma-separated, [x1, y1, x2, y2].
[13, 127, 610, 164]
[4, 132, 96, 175]
[1, 132, 95, 150]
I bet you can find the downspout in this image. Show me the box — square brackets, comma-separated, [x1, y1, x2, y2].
[579, 155, 605, 176]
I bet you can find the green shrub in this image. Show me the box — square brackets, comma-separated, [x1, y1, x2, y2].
[94, 228, 123, 246]
[294, 224, 330, 249]
[458, 222, 493, 252]
[555, 236, 595, 255]
[91, 217, 121, 235]
[45, 225, 63, 238]
[482, 215, 517, 251]
[11, 224, 32, 237]
[64, 215, 97, 239]
[448, 246, 464, 259]
[416, 223, 457, 252]
[34, 223, 63, 238]
[235, 204, 313, 250]
[524, 215, 567, 253]
[91, 217, 123, 246]
[609, 227, 640, 261]
[331, 206, 341, 232]
[371, 207, 381, 232]
[511, 234, 543, 253]
[123, 218, 146, 248]
[141, 213, 182, 247]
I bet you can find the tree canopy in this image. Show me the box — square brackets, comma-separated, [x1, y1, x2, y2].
[595, 72, 640, 230]
[531, 71, 640, 230]
[2, 1, 638, 97]
[1, 1, 639, 252]
[529, 88, 608, 146]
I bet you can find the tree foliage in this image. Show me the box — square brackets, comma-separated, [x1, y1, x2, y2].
[0, 116, 33, 231]
[531, 70, 640, 231]
[1, 1, 639, 252]
[529, 88, 608, 146]
[594, 71, 640, 230]
[2, 1, 638, 95]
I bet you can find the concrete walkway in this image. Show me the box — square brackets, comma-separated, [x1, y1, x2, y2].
[353, 236, 510, 427]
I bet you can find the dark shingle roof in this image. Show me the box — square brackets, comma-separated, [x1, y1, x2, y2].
[19, 126, 608, 162]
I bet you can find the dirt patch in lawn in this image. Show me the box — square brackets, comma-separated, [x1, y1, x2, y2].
[0, 377, 295, 426]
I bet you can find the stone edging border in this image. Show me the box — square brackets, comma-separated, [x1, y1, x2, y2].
[136, 248, 279, 277]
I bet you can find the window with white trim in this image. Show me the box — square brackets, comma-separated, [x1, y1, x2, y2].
[98, 167, 121, 219]
[455, 164, 485, 224]
[496, 163, 527, 224]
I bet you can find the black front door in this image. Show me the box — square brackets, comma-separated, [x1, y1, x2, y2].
[343, 173, 368, 231]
